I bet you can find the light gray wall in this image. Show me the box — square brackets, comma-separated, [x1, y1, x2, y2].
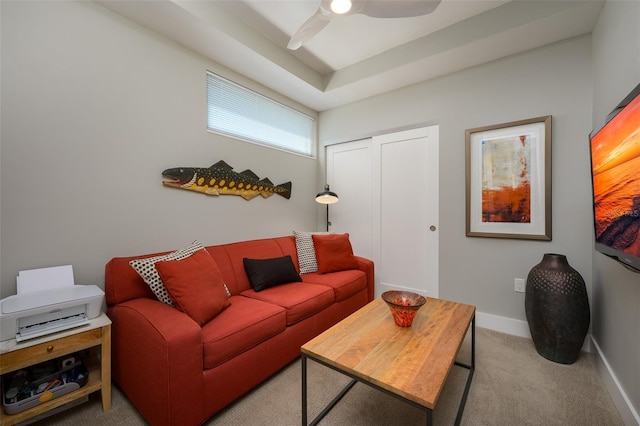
[0, 1, 319, 298]
[320, 35, 594, 323]
[2, 0, 638, 419]
[0, 2, 2, 291]
[591, 1, 640, 422]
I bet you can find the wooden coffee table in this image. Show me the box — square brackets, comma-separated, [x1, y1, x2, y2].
[301, 296, 475, 425]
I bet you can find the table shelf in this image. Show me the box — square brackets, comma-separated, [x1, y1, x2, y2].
[0, 314, 111, 426]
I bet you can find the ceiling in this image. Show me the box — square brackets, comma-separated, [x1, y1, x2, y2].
[97, 0, 604, 111]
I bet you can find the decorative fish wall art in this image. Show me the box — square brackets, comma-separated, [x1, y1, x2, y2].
[162, 160, 292, 201]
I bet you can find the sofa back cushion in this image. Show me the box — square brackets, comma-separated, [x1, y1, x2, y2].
[105, 251, 170, 306]
[105, 236, 299, 306]
[209, 237, 298, 294]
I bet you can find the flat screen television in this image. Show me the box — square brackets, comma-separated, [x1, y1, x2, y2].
[588, 82, 640, 273]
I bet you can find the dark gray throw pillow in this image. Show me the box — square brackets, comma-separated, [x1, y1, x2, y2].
[243, 255, 302, 292]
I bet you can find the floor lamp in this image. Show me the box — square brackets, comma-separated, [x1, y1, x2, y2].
[315, 184, 339, 231]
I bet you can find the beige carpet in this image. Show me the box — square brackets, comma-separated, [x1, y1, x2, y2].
[30, 327, 623, 425]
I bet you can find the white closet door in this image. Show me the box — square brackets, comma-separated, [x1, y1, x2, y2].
[326, 126, 439, 298]
[326, 139, 372, 260]
[372, 126, 439, 298]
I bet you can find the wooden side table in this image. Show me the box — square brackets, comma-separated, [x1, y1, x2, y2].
[0, 313, 111, 426]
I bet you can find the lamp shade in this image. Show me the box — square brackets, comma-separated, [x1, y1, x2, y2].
[315, 184, 339, 204]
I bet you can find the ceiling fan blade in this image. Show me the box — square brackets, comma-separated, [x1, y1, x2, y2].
[357, 0, 441, 19]
[287, 6, 333, 50]
[287, 0, 441, 50]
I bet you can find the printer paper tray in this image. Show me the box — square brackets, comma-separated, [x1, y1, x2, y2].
[16, 305, 89, 342]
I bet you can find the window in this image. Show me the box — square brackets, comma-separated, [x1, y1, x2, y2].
[206, 72, 315, 157]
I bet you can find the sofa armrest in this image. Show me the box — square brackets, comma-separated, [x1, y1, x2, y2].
[108, 298, 205, 426]
[354, 256, 375, 301]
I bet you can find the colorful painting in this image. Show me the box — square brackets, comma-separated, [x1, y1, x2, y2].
[466, 116, 551, 240]
[162, 160, 292, 201]
[481, 134, 532, 223]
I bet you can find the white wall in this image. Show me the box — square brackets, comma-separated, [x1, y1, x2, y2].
[320, 35, 594, 325]
[591, 1, 640, 423]
[0, 1, 319, 298]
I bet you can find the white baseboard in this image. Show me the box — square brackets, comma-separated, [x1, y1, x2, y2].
[376, 282, 433, 298]
[475, 311, 592, 352]
[475, 311, 532, 338]
[591, 337, 640, 426]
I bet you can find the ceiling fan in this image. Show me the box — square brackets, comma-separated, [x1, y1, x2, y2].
[287, 0, 442, 50]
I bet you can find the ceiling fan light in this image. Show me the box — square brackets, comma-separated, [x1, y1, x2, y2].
[330, 0, 352, 14]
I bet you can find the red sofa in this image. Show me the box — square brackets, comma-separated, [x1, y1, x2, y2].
[104, 235, 374, 425]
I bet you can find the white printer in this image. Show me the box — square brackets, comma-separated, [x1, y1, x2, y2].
[0, 266, 105, 342]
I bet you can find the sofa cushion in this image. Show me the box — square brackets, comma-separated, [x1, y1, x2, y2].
[241, 282, 334, 326]
[312, 233, 360, 273]
[155, 249, 230, 326]
[217, 239, 291, 293]
[201, 295, 286, 369]
[243, 255, 302, 292]
[302, 269, 368, 302]
[129, 241, 204, 306]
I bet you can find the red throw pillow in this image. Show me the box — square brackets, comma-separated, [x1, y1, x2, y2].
[155, 249, 230, 326]
[312, 233, 359, 274]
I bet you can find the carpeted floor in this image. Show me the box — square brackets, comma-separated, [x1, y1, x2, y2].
[29, 327, 623, 425]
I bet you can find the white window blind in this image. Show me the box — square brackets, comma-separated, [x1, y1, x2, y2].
[207, 72, 315, 156]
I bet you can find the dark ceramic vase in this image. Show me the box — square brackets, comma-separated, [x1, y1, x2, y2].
[525, 253, 590, 364]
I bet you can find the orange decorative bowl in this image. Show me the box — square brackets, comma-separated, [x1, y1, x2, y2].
[381, 291, 427, 327]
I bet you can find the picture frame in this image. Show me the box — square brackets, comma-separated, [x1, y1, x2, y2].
[465, 116, 552, 240]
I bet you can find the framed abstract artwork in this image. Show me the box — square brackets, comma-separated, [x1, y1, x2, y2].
[465, 116, 552, 240]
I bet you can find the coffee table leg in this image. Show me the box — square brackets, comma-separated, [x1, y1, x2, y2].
[453, 313, 476, 425]
[427, 408, 433, 425]
[302, 355, 308, 426]
[301, 356, 359, 426]
[472, 314, 476, 368]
